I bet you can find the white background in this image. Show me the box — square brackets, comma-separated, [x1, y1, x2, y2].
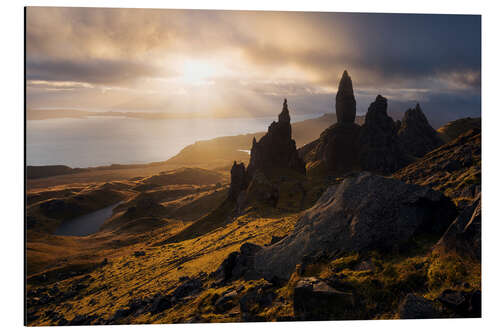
[1, 0, 499, 332]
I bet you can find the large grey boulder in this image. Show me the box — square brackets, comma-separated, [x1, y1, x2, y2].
[254, 172, 456, 280]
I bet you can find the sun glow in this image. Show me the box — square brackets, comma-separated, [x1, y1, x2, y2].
[180, 60, 218, 86]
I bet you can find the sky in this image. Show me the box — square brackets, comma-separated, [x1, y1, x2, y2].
[26, 7, 481, 127]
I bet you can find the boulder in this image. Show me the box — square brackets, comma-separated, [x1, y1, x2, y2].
[398, 104, 443, 157]
[398, 294, 440, 319]
[214, 291, 238, 313]
[246, 99, 305, 180]
[293, 277, 355, 320]
[335, 70, 356, 123]
[437, 289, 467, 312]
[358, 95, 410, 174]
[171, 276, 203, 299]
[211, 243, 262, 283]
[150, 294, 173, 314]
[436, 194, 481, 260]
[254, 173, 456, 280]
[436, 289, 481, 317]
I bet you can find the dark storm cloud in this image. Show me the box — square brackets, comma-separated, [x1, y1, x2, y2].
[26, 58, 170, 85]
[25, 7, 481, 124]
[242, 12, 481, 90]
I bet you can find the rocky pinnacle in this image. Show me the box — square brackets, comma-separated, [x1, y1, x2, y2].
[335, 70, 356, 123]
[279, 98, 291, 123]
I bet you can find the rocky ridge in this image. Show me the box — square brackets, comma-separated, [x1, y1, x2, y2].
[397, 103, 444, 157]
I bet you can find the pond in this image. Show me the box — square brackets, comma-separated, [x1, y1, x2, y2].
[54, 201, 122, 236]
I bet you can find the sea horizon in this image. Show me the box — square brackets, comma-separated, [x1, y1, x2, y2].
[26, 112, 324, 168]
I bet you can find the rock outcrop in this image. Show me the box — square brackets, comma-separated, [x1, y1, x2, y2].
[436, 194, 481, 260]
[246, 99, 305, 180]
[398, 104, 443, 157]
[303, 123, 361, 176]
[301, 72, 446, 177]
[293, 277, 355, 320]
[228, 162, 247, 200]
[437, 289, 481, 317]
[254, 172, 456, 280]
[398, 294, 440, 319]
[211, 243, 263, 284]
[335, 70, 356, 123]
[358, 95, 410, 174]
[300, 70, 361, 176]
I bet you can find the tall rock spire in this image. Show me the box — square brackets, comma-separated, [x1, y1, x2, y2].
[246, 99, 305, 180]
[335, 70, 356, 123]
[279, 98, 291, 123]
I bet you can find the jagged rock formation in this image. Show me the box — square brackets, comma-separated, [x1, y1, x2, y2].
[299, 70, 361, 176]
[301, 73, 440, 177]
[253, 172, 456, 280]
[358, 95, 410, 174]
[398, 104, 443, 157]
[228, 162, 247, 200]
[246, 99, 305, 180]
[335, 70, 356, 123]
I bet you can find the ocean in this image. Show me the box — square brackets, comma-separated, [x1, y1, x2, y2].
[26, 114, 319, 168]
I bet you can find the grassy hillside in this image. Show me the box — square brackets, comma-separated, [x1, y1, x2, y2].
[25, 119, 480, 326]
[437, 117, 481, 142]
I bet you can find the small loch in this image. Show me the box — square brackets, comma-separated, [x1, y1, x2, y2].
[54, 201, 122, 236]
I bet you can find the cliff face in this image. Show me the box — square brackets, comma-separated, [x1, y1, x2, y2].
[246, 99, 306, 180]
